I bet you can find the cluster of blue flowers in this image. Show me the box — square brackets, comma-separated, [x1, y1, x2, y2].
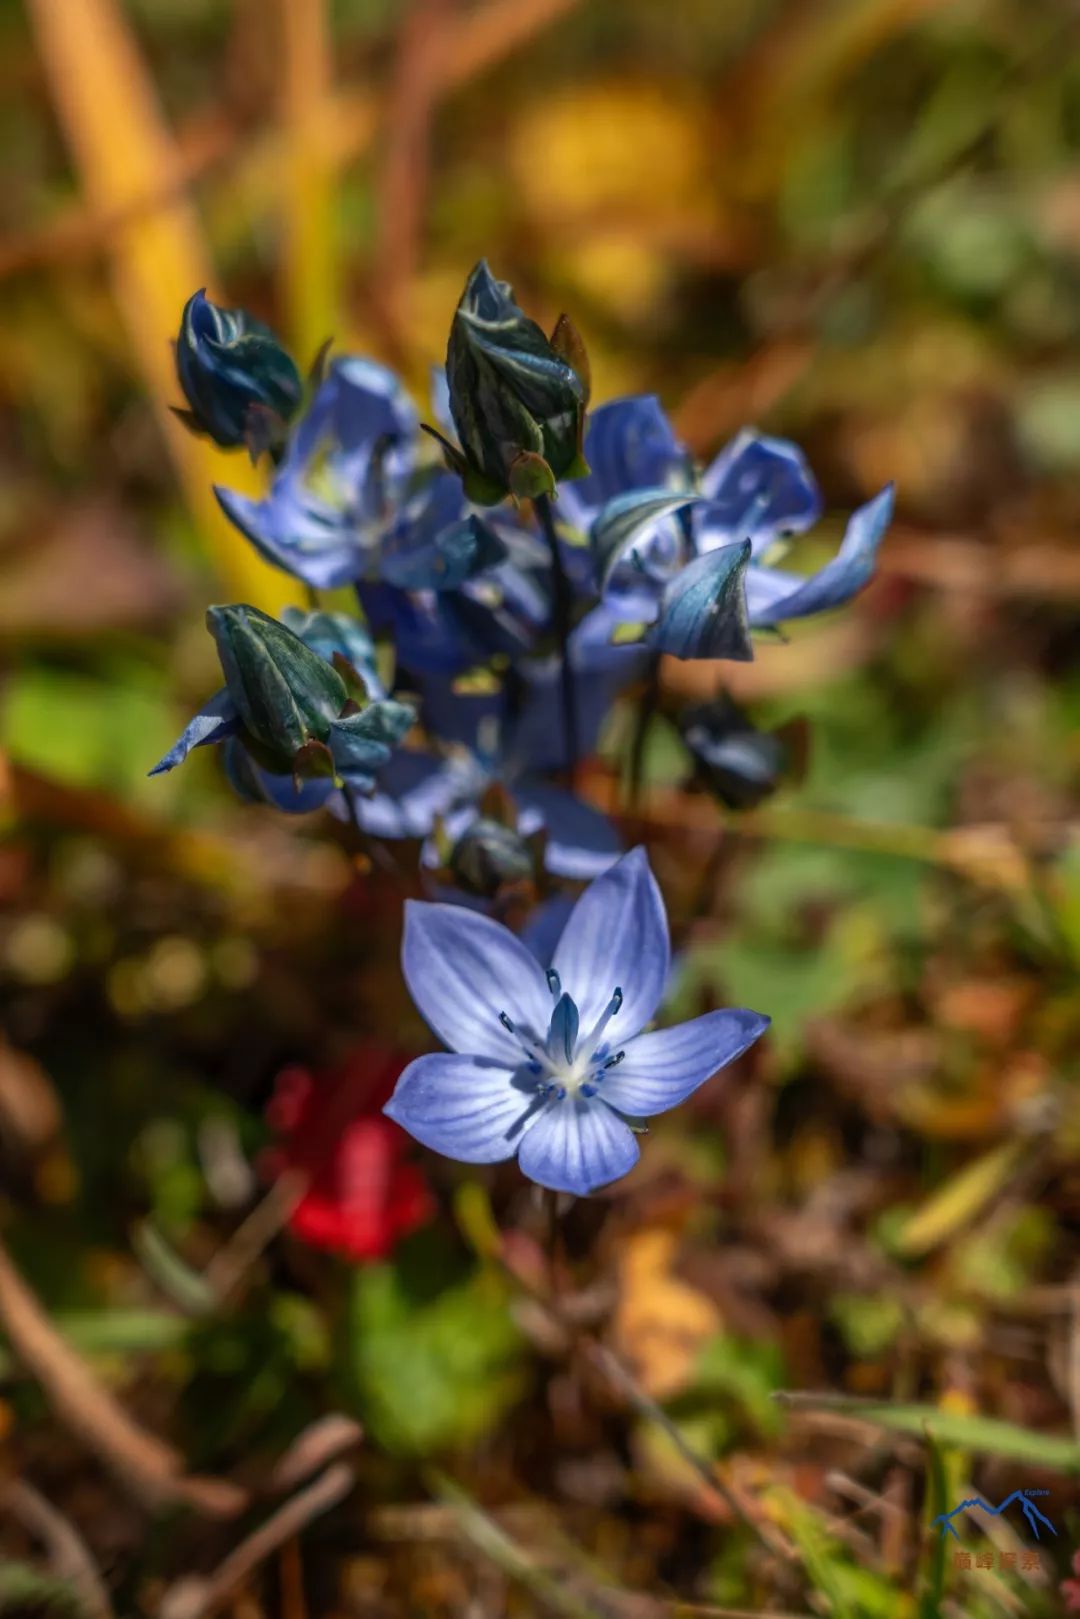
[153, 262, 894, 1195]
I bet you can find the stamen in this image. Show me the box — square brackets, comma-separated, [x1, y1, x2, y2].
[546, 968, 561, 998]
[500, 1009, 555, 1076]
[583, 986, 623, 1054]
[602, 1049, 625, 1071]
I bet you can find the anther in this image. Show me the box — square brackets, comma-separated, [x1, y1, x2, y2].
[499, 1010, 516, 1034]
[546, 968, 561, 998]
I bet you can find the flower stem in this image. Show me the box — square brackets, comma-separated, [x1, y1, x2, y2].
[627, 653, 661, 812]
[534, 493, 579, 782]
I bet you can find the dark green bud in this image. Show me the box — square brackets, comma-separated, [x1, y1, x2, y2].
[680, 698, 807, 811]
[175, 290, 302, 455]
[449, 816, 535, 899]
[443, 261, 589, 504]
[207, 604, 347, 767]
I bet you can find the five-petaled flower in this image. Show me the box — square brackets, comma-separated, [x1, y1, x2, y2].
[385, 847, 769, 1195]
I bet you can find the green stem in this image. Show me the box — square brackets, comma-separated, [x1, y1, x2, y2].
[534, 494, 579, 781]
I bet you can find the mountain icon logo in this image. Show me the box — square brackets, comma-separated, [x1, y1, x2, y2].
[932, 1490, 1057, 1542]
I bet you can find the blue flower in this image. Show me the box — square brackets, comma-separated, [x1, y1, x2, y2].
[560, 396, 894, 656]
[385, 848, 769, 1194]
[556, 395, 691, 532]
[215, 358, 419, 589]
[348, 747, 621, 883]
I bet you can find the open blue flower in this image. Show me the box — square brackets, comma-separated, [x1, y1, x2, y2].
[385, 848, 769, 1194]
[559, 396, 894, 657]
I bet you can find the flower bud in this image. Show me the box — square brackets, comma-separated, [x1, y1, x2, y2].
[448, 816, 535, 899]
[175, 289, 302, 454]
[442, 261, 588, 504]
[680, 698, 807, 810]
[207, 604, 347, 766]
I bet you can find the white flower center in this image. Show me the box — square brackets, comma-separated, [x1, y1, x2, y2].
[498, 972, 624, 1103]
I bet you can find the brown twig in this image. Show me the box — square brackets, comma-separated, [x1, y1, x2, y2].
[267, 1413, 365, 1495]
[0, 1234, 245, 1519]
[0, 0, 584, 284]
[202, 1171, 307, 1304]
[158, 1462, 355, 1619]
[585, 1342, 796, 1564]
[372, 0, 457, 357]
[2, 1479, 114, 1619]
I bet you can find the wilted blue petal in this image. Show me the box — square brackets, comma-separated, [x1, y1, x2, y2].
[384, 1052, 540, 1163]
[516, 1096, 639, 1195]
[514, 782, 621, 880]
[745, 484, 894, 627]
[402, 899, 553, 1063]
[551, 846, 669, 1039]
[601, 1008, 769, 1117]
[559, 396, 688, 529]
[149, 688, 239, 775]
[650, 540, 752, 661]
[698, 429, 822, 557]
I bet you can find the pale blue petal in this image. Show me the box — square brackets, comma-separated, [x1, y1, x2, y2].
[517, 1097, 639, 1195]
[650, 540, 753, 661]
[600, 1008, 770, 1116]
[214, 484, 360, 590]
[518, 895, 575, 967]
[747, 484, 894, 627]
[402, 899, 553, 1063]
[149, 688, 239, 775]
[515, 782, 621, 880]
[327, 357, 417, 453]
[429, 365, 455, 440]
[351, 750, 476, 839]
[551, 846, 669, 1038]
[384, 1052, 539, 1163]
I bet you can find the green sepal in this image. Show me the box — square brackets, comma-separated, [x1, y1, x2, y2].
[508, 450, 556, 502]
[550, 312, 592, 406]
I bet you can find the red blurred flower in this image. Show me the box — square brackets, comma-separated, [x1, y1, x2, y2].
[1064, 1549, 1080, 1612]
[265, 1044, 433, 1262]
